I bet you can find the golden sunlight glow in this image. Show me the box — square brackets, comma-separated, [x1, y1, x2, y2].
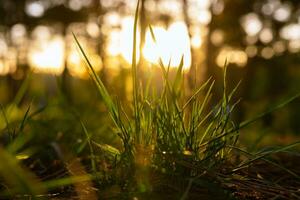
[67, 51, 102, 79]
[216, 47, 248, 67]
[191, 35, 202, 48]
[143, 21, 191, 69]
[120, 17, 140, 65]
[67, 37, 102, 78]
[107, 17, 192, 69]
[0, 48, 17, 75]
[28, 17, 193, 75]
[28, 36, 65, 75]
[0, 60, 10, 75]
[106, 29, 122, 57]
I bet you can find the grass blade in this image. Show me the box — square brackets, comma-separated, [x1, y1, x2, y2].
[72, 33, 119, 126]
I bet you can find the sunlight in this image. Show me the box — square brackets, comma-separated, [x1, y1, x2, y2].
[0, 38, 17, 75]
[86, 21, 100, 38]
[107, 29, 122, 57]
[67, 36, 102, 78]
[67, 49, 102, 79]
[28, 36, 65, 75]
[120, 16, 140, 65]
[0, 60, 13, 75]
[216, 47, 248, 67]
[107, 17, 192, 70]
[143, 22, 191, 69]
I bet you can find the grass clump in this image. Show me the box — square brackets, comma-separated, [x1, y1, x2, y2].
[71, 1, 300, 198]
[73, 0, 248, 197]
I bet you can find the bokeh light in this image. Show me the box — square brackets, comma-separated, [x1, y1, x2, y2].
[261, 47, 274, 59]
[67, 37, 102, 78]
[25, 1, 45, 17]
[241, 13, 263, 36]
[28, 35, 65, 75]
[280, 24, 300, 40]
[216, 47, 248, 67]
[273, 3, 291, 22]
[259, 28, 273, 44]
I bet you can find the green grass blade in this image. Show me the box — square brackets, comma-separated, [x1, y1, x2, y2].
[149, 25, 157, 43]
[239, 92, 300, 130]
[182, 77, 212, 110]
[173, 55, 184, 94]
[199, 92, 300, 147]
[132, 0, 141, 143]
[0, 104, 12, 139]
[19, 102, 32, 133]
[197, 80, 215, 121]
[72, 33, 119, 126]
[12, 71, 32, 107]
[228, 145, 300, 178]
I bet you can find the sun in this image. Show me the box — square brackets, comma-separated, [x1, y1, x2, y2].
[110, 17, 192, 70]
[143, 21, 191, 70]
[28, 35, 65, 75]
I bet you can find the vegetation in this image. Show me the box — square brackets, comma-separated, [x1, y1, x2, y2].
[0, 1, 300, 199]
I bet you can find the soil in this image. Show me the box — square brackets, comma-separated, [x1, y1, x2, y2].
[2, 153, 300, 199]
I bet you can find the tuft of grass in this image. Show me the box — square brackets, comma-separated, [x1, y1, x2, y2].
[72, 1, 300, 198]
[73, 0, 243, 194]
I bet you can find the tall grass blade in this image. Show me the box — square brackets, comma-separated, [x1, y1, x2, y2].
[19, 102, 32, 132]
[239, 92, 300, 130]
[149, 25, 157, 43]
[173, 55, 184, 94]
[182, 77, 212, 110]
[72, 33, 119, 126]
[132, 0, 141, 143]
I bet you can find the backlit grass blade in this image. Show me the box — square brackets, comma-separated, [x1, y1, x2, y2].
[182, 77, 212, 110]
[0, 104, 11, 139]
[199, 92, 300, 148]
[19, 101, 32, 132]
[228, 145, 300, 178]
[12, 71, 32, 107]
[72, 33, 119, 126]
[149, 25, 157, 43]
[239, 92, 300, 130]
[172, 55, 184, 94]
[5, 72, 32, 121]
[132, 0, 141, 143]
[222, 59, 228, 106]
[197, 80, 215, 121]
[228, 80, 241, 102]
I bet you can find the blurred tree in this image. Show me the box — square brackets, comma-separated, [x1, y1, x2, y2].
[205, 0, 300, 132]
[0, 0, 104, 101]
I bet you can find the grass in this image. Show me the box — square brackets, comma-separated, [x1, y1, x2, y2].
[0, 0, 300, 199]
[74, 0, 240, 186]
